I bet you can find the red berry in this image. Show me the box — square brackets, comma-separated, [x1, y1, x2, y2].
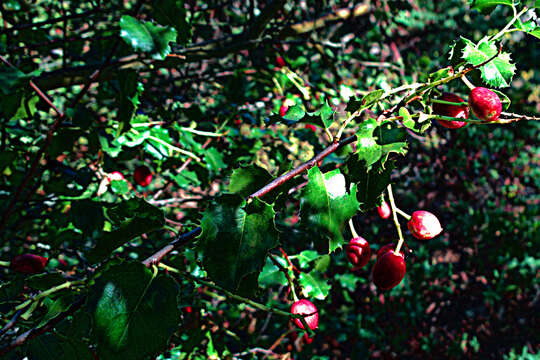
[108, 171, 124, 182]
[291, 299, 318, 330]
[433, 92, 469, 129]
[376, 243, 396, 259]
[134, 165, 152, 187]
[182, 306, 193, 314]
[407, 210, 443, 240]
[304, 334, 313, 344]
[276, 56, 286, 68]
[376, 201, 391, 219]
[10, 254, 48, 274]
[468, 87, 502, 122]
[372, 250, 406, 290]
[346, 237, 371, 270]
[279, 105, 288, 117]
[304, 124, 317, 132]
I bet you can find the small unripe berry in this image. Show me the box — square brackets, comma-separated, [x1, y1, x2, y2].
[468, 87, 502, 122]
[134, 165, 152, 187]
[433, 92, 469, 129]
[372, 249, 406, 290]
[377, 201, 391, 219]
[407, 210, 443, 240]
[10, 254, 48, 274]
[346, 237, 371, 270]
[291, 299, 318, 330]
[109, 171, 125, 182]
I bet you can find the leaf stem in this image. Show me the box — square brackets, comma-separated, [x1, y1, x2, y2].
[146, 135, 202, 162]
[395, 207, 411, 220]
[430, 99, 468, 107]
[348, 218, 359, 239]
[491, 7, 528, 41]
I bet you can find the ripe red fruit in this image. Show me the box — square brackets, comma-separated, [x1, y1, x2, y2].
[377, 243, 396, 259]
[279, 105, 288, 117]
[407, 210, 443, 240]
[305, 124, 317, 132]
[468, 87, 502, 122]
[372, 249, 406, 290]
[276, 56, 286, 68]
[134, 165, 152, 187]
[346, 237, 371, 270]
[10, 254, 48, 274]
[108, 171, 124, 182]
[433, 92, 469, 129]
[377, 201, 391, 219]
[291, 299, 318, 330]
[304, 334, 313, 344]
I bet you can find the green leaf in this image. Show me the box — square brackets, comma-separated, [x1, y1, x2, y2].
[295, 250, 320, 269]
[229, 165, 273, 198]
[345, 89, 385, 113]
[528, 28, 540, 40]
[119, 15, 177, 60]
[461, 37, 516, 87]
[470, 0, 513, 11]
[299, 168, 360, 253]
[204, 147, 226, 172]
[86, 198, 164, 264]
[282, 105, 305, 121]
[258, 256, 287, 287]
[88, 262, 180, 360]
[345, 157, 395, 211]
[299, 270, 331, 300]
[0, 66, 40, 95]
[151, 0, 191, 44]
[28, 333, 94, 360]
[355, 118, 408, 167]
[198, 195, 279, 295]
[71, 200, 104, 234]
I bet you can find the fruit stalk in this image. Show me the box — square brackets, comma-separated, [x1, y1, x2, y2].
[386, 184, 406, 255]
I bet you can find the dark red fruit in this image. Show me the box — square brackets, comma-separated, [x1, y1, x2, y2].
[134, 165, 152, 187]
[346, 237, 371, 270]
[468, 87, 502, 122]
[304, 334, 313, 344]
[10, 254, 48, 274]
[407, 210, 442, 240]
[279, 105, 288, 117]
[433, 92, 469, 129]
[377, 201, 391, 219]
[291, 299, 318, 330]
[305, 124, 317, 132]
[372, 249, 406, 290]
[377, 243, 396, 259]
[276, 56, 286, 68]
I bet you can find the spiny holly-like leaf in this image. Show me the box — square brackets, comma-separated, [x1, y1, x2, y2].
[198, 195, 279, 295]
[151, 0, 191, 45]
[355, 118, 408, 167]
[86, 198, 164, 264]
[88, 261, 180, 360]
[119, 15, 177, 60]
[461, 36, 516, 88]
[345, 157, 395, 211]
[229, 164, 273, 198]
[268, 103, 335, 129]
[299, 269, 331, 300]
[299, 167, 360, 254]
[258, 256, 287, 287]
[0, 66, 40, 95]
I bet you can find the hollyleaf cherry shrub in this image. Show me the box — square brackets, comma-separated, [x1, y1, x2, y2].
[1, 1, 538, 358]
